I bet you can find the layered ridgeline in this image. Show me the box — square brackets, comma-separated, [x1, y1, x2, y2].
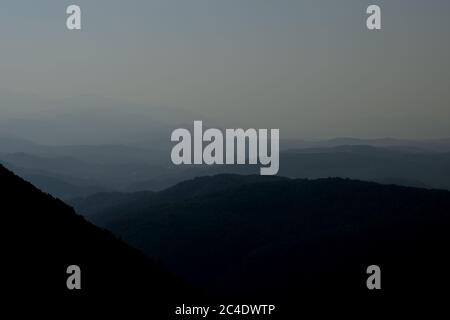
[2, 139, 450, 200]
[72, 174, 450, 305]
[0, 164, 191, 313]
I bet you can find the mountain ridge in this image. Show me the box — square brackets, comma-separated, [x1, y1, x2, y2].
[1, 164, 192, 313]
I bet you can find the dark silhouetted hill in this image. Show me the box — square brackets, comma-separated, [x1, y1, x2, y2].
[71, 174, 287, 220]
[1, 164, 192, 314]
[73, 174, 450, 311]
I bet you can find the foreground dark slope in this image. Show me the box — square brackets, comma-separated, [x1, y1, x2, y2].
[76, 175, 450, 306]
[1, 164, 190, 312]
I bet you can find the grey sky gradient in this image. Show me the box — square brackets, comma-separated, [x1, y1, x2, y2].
[1, 0, 449, 141]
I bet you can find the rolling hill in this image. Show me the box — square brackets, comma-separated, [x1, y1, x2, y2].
[72, 174, 450, 308]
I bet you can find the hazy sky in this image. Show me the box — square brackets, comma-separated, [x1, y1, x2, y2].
[1, 0, 449, 140]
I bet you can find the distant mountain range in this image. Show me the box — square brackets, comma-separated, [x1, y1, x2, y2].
[125, 145, 450, 192]
[279, 145, 450, 189]
[2, 134, 450, 201]
[281, 137, 450, 152]
[0, 93, 201, 146]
